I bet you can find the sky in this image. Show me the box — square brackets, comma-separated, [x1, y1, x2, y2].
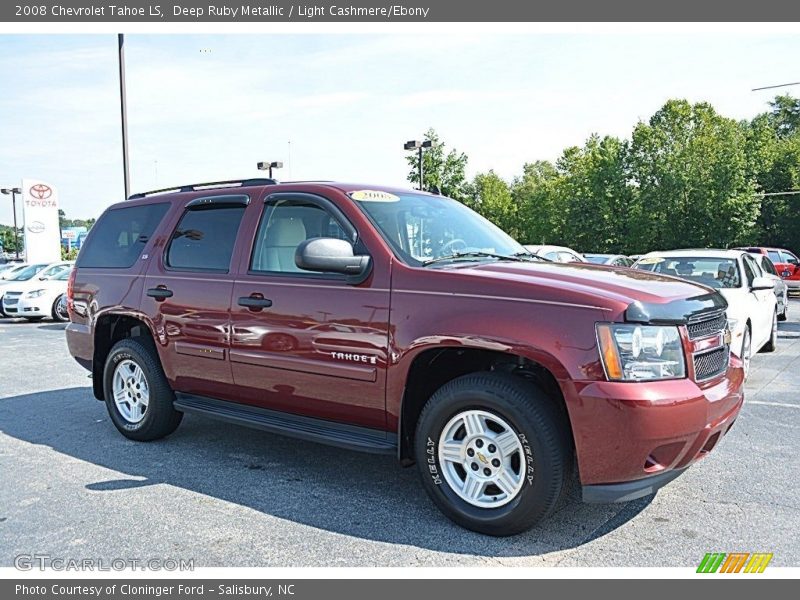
[0, 32, 799, 225]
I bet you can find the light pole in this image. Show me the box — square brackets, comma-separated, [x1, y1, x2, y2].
[404, 139, 434, 190]
[0, 187, 21, 259]
[118, 33, 131, 199]
[257, 161, 283, 179]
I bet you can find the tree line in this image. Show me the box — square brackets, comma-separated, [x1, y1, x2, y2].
[407, 96, 800, 255]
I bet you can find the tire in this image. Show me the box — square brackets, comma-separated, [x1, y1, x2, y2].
[414, 372, 572, 536]
[103, 337, 183, 441]
[778, 293, 788, 321]
[761, 311, 778, 353]
[51, 294, 69, 322]
[741, 326, 752, 379]
[24, 316, 44, 322]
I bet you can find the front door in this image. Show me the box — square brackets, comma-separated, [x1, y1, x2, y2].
[229, 193, 391, 430]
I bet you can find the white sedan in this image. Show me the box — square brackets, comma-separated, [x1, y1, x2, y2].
[1, 265, 73, 322]
[523, 244, 586, 262]
[633, 249, 777, 377]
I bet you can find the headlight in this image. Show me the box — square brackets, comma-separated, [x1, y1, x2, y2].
[25, 289, 46, 298]
[596, 323, 686, 381]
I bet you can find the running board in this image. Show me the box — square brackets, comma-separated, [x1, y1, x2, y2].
[173, 393, 397, 455]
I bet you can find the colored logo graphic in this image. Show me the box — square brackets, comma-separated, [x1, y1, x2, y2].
[697, 552, 773, 573]
[29, 183, 52, 200]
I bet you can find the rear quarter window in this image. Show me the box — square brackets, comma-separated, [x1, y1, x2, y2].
[77, 203, 170, 268]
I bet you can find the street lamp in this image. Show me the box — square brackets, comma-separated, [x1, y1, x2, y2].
[257, 161, 283, 179]
[404, 139, 434, 191]
[0, 187, 21, 259]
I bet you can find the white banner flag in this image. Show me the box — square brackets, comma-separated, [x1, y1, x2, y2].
[21, 179, 61, 264]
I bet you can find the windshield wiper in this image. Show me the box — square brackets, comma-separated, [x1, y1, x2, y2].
[422, 251, 544, 267]
[513, 251, 553, 262]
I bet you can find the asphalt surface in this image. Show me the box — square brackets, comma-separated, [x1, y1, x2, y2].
[1, 303, 799, 568]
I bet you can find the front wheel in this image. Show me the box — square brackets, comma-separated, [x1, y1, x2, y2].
[778, 294, 788, 321]
[741, 326, 752, 379]
[414, 372, 572, 536]
[51, 294, 69, 322]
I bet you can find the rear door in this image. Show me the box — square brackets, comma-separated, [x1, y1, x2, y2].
[142, 195, 248, 400]
[741, 253, 774, 348]
[228, 192, 391, 430]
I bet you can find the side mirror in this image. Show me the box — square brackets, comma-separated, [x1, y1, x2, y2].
[751, 276, 774, 291]
[295, 238, 371, 279]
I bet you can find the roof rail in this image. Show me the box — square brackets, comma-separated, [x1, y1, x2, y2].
[127, 178, 278, 200]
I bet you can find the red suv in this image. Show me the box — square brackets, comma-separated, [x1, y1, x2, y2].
[737, 246, 800, 293]
[66, 179, 744, 535]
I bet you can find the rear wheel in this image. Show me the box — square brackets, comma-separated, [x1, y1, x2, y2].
[741, 326, 752, 379]
[414, 372, 571, 536]
[778, 293, 788, 321]
[103, 337, 183, 441]
[761, 311, 778, 353]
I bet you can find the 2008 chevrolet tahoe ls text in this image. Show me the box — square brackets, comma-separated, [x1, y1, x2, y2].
[65, 179, 744, 535]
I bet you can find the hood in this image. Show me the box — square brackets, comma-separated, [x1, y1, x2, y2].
[0, 277, 66, 294]
[449, 261, 727, 323]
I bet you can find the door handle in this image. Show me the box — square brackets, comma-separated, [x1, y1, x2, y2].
[147, 287, 173, 300]
[238, 295, 273, 310]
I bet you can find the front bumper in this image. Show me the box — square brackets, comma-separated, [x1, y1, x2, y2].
[583, 467, 688, 503]
[566, 356, 745, 494]
[3, 296, 49, 318]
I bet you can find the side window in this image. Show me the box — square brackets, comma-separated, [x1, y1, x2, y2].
[742, 256, 757, 286]
[251, 198, 355, 274]
[768, 250, 782, 263]
[166, 205, 245, 272]
[780, 250, 799, 264]
[761, 256, 778, 276]
[77, 202, 169, 268]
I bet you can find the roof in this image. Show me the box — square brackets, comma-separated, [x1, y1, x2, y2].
[637, 248, 746, 260]
[125, 179, 431, 203]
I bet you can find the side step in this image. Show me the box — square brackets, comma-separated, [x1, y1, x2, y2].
[173, 393, 397, 455]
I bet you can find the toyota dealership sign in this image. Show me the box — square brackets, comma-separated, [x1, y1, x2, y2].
[22, 178, 61, 263]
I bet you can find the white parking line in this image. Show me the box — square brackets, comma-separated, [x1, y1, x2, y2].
[748, 400, 800, 409]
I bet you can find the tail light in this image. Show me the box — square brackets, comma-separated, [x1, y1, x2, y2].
[67, 267, 77, 313]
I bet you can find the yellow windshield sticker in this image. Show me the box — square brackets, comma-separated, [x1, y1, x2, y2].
[636, 257, 664, 265]
[350, 190, 400, 202]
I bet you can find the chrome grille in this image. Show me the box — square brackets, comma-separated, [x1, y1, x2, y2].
[3, 292, 21, 306]
[694, 346, 729, 381]
[687, 313, 727, 340]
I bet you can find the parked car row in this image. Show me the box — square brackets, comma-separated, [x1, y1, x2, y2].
[0, 260, 73, 321]
[518, 243, 793, 379]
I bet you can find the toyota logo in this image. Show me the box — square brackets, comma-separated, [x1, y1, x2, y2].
[29, 184, 52, 200]
[27, 221, 45, 234]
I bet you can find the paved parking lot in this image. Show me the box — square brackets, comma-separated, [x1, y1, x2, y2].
[1, 302, 799, 568]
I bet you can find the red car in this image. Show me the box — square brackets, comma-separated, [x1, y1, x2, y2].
[66, 179, 744, 535]
[737, 246, 800, 293]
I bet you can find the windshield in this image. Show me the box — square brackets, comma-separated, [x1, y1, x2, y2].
[634, 256, 741, 288]
[38, 264, 69, 279]
[9, 263, 48, 281]
[585, 255, 609, 264]
[353, 192, 525, 266]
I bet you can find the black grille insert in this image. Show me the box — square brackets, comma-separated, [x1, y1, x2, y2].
[694, 346, 729, 380]
[687, 313, 727, 340]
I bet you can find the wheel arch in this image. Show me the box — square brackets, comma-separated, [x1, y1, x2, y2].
[91, 311, 158, 400]
[395, 343, 574, 464]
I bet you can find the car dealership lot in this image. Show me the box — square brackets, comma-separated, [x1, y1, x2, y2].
[1, 306, 799, 568]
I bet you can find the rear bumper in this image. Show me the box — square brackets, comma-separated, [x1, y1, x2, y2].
[66, 322, 93, 371]
[583, 467, 687, 503]
[567, 356, 745, 491]
[785, 279, 800, 290]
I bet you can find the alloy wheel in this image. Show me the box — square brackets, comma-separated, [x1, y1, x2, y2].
[112, 359, 150, 423]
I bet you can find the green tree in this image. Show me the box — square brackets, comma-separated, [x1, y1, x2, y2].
[0, 224, 23, 255]
[406, 128, 469, 202]
[555, 135, 634, 253]
[466, 171, 519, 238]
[510, 160, 563, 245]
[628, 99, 759, 250]
[768, 94, 800, 138]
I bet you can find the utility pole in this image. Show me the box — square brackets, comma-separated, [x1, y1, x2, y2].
[118, 34, 131, 199]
